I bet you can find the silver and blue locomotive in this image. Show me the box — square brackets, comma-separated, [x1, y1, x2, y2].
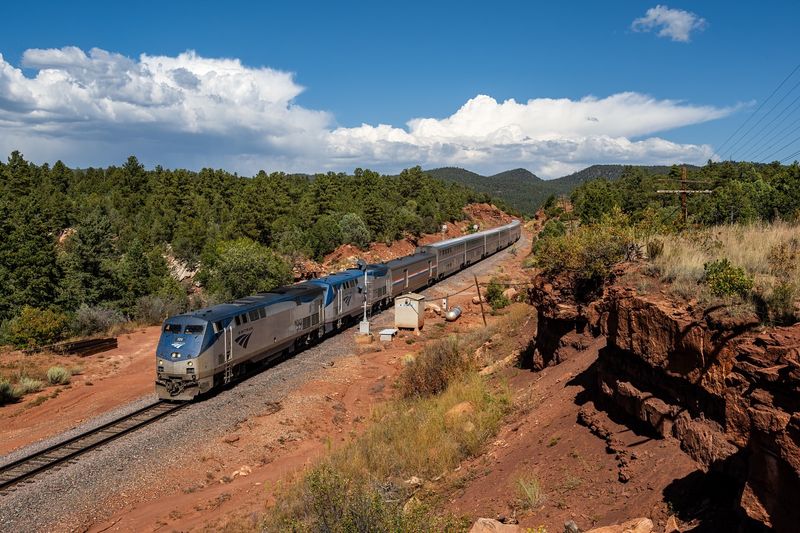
[155, 220, 521, 400]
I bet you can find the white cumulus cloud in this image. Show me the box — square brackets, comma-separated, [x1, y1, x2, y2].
[0, 47, 732, 178]
[632, 5, 707, 42]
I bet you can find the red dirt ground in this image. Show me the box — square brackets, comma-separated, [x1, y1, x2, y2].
[0, 327, 160, 455]
[86, 229, 532, 532]
[445, 337, 699, 532]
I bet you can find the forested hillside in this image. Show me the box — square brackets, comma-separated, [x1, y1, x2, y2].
[0, 152, 489, 346]
[568, 161, 800, 226]
[426, 164, 681, 214]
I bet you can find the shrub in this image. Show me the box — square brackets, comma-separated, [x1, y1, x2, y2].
[703, 259, 753, 297]
[268, 464, 427, 533]
[485, 278, 510, 309]
[15, 377, 45, 395]
[517, 475, 545, 509]
[46, 366, 71, 385]
[646, 238, 664, 259]
[534, 217, 632, 283]
[5, 306, 69, 348]
[397, 336, 468, 398]
[134, 295, 185, 325]
[339, 213, 372, 249]
[766, 282, 798, 325]
[533, 219, 566, 255]
[0, 379, 20, 405]
[71, 304, 125, 336]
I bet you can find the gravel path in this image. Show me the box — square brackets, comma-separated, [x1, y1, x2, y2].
[0, 234, 529, 532]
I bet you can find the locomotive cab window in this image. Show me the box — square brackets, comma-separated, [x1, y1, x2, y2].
[164, 323, 182, 333]
[184, 324, 204, 334]
[248, 310, 260, 321]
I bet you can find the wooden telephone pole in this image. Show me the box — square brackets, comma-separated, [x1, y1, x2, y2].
[656, 165, 714, 222]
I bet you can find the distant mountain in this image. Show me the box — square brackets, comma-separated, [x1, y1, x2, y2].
[426, 167, 554, 214]
[425, 164, 688, 215]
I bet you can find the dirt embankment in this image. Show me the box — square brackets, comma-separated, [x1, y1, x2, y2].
[299, 203, 516, 277]
[526, 267, 799, 532]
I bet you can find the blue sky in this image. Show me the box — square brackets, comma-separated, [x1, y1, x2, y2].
[1, 1, 798, 177]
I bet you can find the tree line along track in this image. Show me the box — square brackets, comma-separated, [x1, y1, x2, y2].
[0, 401, 186, 495]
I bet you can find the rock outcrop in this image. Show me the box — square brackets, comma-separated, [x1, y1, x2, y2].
[529, 271, 800, 531]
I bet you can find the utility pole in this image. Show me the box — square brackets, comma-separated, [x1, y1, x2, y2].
[656, 165, 714, 223]
[680, 165, 688, 223]
[359, 265, 370, 335]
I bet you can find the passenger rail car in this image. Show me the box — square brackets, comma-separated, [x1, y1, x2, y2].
[156, 219, 521, 400]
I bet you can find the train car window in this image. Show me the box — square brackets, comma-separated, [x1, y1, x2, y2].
[259, 308, 266, 319]
[248, 310, 260, 321]
[213, 321, 223, 333]
[164, 323, 182, 333]
[234, 315, 241, 326]
[185, 324, 204, 334]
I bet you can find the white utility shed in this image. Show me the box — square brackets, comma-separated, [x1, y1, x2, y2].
[394, 293, 425, 331]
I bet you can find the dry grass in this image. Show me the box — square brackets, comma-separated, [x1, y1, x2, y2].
[264, 307, 533, 531]
[338, 373, 510, 480]
[649, 222, 800, 321]
[652, 222, 800, 286]
[516, 474, 545, 509]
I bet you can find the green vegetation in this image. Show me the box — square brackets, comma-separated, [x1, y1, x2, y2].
[0, 378, 20, 405]
[46, 366, 71, 385]
[426, 164, 678, 215]
[265, 309, 526, 532]
[0, 152, 487, 347]
[533, 210, 634, 292]
[485, 278, 511, 309]
[516, 475, 545, 509]
[704, 259, 754, 297]
[4, 306, 69, 348]
[531, 160, 800, 324]
[569, 162, 800, 227]
[14, 376, 45, 395]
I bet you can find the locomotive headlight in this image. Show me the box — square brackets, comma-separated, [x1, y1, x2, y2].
[187, 361, 193, 366]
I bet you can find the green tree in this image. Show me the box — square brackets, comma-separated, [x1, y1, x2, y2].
[339, 213, 371, 249]
[202, 238, 291, 300]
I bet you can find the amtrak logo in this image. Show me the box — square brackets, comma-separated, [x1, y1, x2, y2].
[344, 294, 352, 306]
[235, 332, 253, 349]
[171, 341, 186, 349]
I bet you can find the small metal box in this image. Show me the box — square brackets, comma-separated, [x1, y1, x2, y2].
[394, 293, 425, 330]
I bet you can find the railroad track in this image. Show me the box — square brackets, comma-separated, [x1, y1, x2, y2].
[0, 401, 185, 495]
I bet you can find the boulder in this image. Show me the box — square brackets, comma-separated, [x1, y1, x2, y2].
[664, 515, 681, 533]
[585, 518, 652, 533]
[468, 518, 523, 533]
[503, 288, 518, 300]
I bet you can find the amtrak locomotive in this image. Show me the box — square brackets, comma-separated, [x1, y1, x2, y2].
[155, 220, 521, 400]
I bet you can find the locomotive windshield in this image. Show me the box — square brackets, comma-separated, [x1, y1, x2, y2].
[163, 323, 183, 333]
[184, 324, 204, 334]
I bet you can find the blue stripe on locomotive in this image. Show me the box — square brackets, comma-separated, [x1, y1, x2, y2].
[157, 285, 324, 361]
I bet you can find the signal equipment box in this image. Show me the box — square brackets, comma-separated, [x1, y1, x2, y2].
[394, 293, 425, 331]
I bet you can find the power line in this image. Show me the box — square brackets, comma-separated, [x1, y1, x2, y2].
[750, 108, 800, 161]
[736, 91, 800, 160]
[716, 62, 800, 157]
[780, 147, 800, 164]
[758, 126, 800, 162]
[726, 76, 800, 160]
